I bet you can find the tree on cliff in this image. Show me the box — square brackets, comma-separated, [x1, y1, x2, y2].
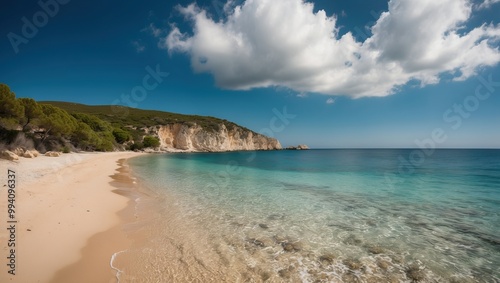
[0, 84, 24, 129]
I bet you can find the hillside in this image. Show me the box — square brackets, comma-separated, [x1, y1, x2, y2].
[0, 83, 281, 153]
[41, 101, 252, 133]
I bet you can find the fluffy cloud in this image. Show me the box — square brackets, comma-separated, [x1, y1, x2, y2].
[478, 0, 500, 9]
[165, 0, 500, 98]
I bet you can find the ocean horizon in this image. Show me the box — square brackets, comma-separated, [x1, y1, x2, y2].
[121, 149, 499, 282]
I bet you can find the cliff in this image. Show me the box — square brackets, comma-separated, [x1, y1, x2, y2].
[32, 101, 283, 153]
[144, 123, 282, 152]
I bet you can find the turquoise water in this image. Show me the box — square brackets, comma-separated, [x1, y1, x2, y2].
[128, 149, 500, 282]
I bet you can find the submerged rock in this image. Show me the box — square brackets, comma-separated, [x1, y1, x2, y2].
[377, 259, 390, 270]
[277, 266, 295, 279]
[390, 255, 404, 264]
[342, 273, 362, 283]
[343, 259, 362, 270]
[319, 253, 336, 264]
[344, 235, 363, 246]
[252, 239, 265, 247]
[316, 272, 330, 281]
[278, 269, 291, 279]
[248, 237, 273, 248]
[281, 240, 303, 252]
[259, 223, 269, 229]
[406, 263, 425, 281]
[291, 241, 303, 251]
[260, 271, 271, 281]
[367, 245, 385, 254]
[274, 235, 287, 244]
[282, 243, 294, 252]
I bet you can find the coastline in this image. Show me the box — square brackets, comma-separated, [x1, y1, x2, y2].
[0, 151, 145, 283]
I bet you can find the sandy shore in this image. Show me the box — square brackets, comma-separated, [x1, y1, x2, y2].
[0, 152, 145, 283]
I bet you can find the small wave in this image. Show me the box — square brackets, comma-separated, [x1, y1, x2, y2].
[110, 250, 127, 283]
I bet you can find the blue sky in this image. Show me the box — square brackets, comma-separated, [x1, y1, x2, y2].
[1, 0, 499, 148]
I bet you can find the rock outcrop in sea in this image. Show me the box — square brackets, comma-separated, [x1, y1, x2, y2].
[286, 144, 310, 150]
[142, 123, 282, 152]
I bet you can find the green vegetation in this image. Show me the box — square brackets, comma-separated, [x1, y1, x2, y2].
[0, 84, 24, 129]
[39, 104, 78, 140]
[112, 128, 131, 144]
[0, 83, 254, 153]
[0, 83, 123, 152]
[143, 136, 160, 148]
[129, 142, 144, 151]
[19, 98, 43, 131]
[43, 101, 253, 133]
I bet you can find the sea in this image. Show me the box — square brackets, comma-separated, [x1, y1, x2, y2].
[117, 149, 500, 283]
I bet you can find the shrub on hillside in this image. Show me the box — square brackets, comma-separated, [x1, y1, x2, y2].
[112, 128, 131, 144]
[129, 142, 144, 151]
[143, 136, 160, 148]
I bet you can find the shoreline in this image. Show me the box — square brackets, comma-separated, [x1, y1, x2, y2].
[0, 152, 146, 283]
[3, 150, 494, 281]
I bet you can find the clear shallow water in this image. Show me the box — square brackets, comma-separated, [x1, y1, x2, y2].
[127, 149, 500, 282]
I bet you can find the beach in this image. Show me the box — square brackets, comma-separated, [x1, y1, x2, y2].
[0, 151, 144, 283]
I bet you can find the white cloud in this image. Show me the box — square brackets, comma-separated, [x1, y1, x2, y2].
[164, 0, 500, 98]
[145, 23, 162, 37]
[478, 0, 500, 9]
[132, 41, 145, 53]
[326, 98, 336, 104]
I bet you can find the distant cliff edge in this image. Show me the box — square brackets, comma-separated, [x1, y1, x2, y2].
[37, 101, 282, 153]
[144, 123, 282, 152]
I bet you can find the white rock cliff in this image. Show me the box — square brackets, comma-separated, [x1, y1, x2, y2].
[144, 123, 282, 152]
